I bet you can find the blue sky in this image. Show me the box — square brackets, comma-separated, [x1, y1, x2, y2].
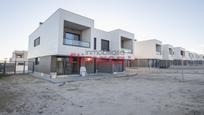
[0, 0, 203, 60]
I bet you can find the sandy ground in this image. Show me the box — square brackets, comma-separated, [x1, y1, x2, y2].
[0, 73, 204, 115]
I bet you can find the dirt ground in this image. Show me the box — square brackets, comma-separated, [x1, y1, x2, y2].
[0, 73, 204, 115]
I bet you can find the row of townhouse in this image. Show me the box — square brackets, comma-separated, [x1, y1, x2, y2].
[132, 39, 204, 68]
[28, 9, 204, 76]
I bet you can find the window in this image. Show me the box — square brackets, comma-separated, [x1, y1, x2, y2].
[181, 51, 185, 56]
[18, 63, 24, 65]
[156, 44, 161, 53]
[101, 39, 109, 51]
[65, 32, 80, 41]
[94, 38, 97, 50]
[35, 58, 40, 65]
[17, 55, 23, 58]
[63, 32, 90, 48]
[121, 40, 124, 48]
[34, 37, 40, 47]
[169, 48, 173, 55]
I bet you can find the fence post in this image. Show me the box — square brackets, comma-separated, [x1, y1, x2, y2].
[3, 61, 6, 75]
[23, 61, 25, 74]
[148, 59, 150, 71]
[181, 59, 184, 81]
[14, 61, 16, 75]
[32, 62, 34, 73]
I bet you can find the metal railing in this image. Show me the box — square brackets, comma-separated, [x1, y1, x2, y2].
[0, 61, 34, 75]
[121, 48, 132, 53]
[126, 59, 204, 75]
[64, 39, 90, 48]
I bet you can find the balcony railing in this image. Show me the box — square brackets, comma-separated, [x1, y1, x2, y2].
[156, 51, 161, 55]
[64, 39, 90, 48]
[121, 48, 132, 53]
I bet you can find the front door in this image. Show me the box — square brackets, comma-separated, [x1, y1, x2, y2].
[72, 57, 80, 74]
[114, 60, 124, 72]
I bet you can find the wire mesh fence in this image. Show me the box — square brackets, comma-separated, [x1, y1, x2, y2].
[0, 61, 34, 75]
[126, 59, 204, 75]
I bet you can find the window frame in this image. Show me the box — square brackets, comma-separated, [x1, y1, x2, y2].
[94, 38, 97, 50]
[101, 39, 110, 51]
[181, 50, 185, 56]
[34, 37, 40, 47]
[156, 44, 161, 53]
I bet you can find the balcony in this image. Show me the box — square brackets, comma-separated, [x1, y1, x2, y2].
[156, 51, 161, 55]
[121, 48, 132, 53]
[64, 39, 90, 48]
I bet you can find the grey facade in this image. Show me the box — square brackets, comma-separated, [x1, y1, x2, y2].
[29, 56, 124, 75]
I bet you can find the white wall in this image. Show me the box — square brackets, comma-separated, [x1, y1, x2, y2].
[173, 47, 185, 60]
[162, 44, 174, 60]
[109, 29, 134, 51]
[29, 9, 94, 58]
[134, 39, 162, 59]
[185, 51, 191, 60]
[59, 8, 94, 28]
[28, 9, 135, 60]
[92, 28, 113, 51]
[28, 10, 61, 58]
[109, 29, 135, 59]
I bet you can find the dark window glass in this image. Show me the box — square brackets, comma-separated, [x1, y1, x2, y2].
[101, 39, 109, 51]
[169, 48, 173, 55]
[156, 44, 161, 53]
[181, 51, 185, 56]
[35, 58, 40, 65]
[34, 37, 40, 47]
[94, 38, 96, 50]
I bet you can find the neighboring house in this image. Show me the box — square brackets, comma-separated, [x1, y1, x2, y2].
[28, 8, 134, 75]
[10, 50, 28, 65]
[197, 54, 204, 64]
[184, 51, 190, 61]
[162, 44, 174, 60]
[160, 44, 174, 68]
[201, 55, 204, 64]
[173, 47, 186, 65]
[133, 39, 162, 68]
[194, 53, 204, 65]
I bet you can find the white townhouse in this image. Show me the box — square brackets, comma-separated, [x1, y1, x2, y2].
[162, 44, 174, 60]
[187, 52, 202, 65]
[28, 8, 134, 75]
[10, 50, 28, 65]
[160, 44, 175, 68]
[197, 54, 204, 64]
[193, 53, 204, 65]
[173, 47, 186, 60]
[133, 39, 162, 68]
[185, 51, 191, 61]
[173, 47, 186, 65]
